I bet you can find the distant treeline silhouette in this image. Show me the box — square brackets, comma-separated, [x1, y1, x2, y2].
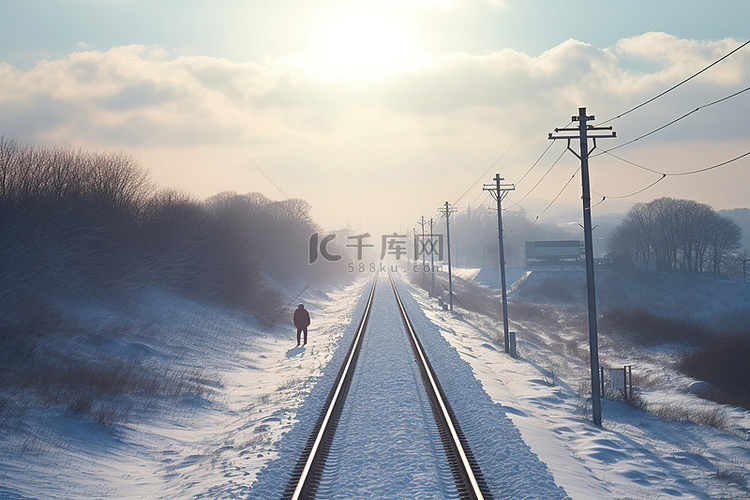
[0, 137, 332, 326]
[608, 197, 742, 275]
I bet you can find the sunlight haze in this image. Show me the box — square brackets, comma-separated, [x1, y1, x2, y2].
[0, 0, 748, 236]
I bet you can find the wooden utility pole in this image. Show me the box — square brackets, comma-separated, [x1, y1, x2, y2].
[483, 173, 515, 354]
[438, 202, 458, 310]
[417, 216, 427, 267]
[429, 217, 435, 297]
[549, 107, 615, 427]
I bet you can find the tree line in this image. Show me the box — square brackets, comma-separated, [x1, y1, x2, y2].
[608, 197, 742, 275]
[0, 137, 334, 328]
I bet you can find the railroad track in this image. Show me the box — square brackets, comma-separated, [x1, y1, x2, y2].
[283, 271, 493, 500]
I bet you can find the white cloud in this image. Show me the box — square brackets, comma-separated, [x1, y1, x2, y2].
[1, 34, 748, 230]
[3, 34, 746, 143]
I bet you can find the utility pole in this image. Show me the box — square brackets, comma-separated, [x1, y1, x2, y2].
[438, 201, 458, 310]
[549, 107, 616, 427]
[429, 217, 435, 296]
[483, 173, 515, 354]
[417, 216, 427, 267]
[406, 227, 417, 269]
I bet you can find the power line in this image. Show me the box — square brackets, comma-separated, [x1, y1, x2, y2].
[453, 135, 523, 206]
[594, 84, 750, 156]
[592, 149, 750, 201]
[452, 122, 570, 206]
[466, 189, 488, 210]
[592, 174, 666, 200]
[599, 39, 750, 125]
[602, 151, 664, 175]
[515, 141, 555, 186]
[232, 143, 289, 199]
[513, 147, 568, 204]
[509, 165, 581, 236]
[604, 149, 750, 177]
[212, 111, 291, 200]
[668, 149, 750, 176]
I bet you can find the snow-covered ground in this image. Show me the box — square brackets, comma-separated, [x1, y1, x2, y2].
[0, 282, 366, 499]
[409, 275, 750, 499]
[250, 276, 567, 499]
[1, 270, 749, 498]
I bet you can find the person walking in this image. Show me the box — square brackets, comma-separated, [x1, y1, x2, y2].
[294, 303, 311, 346]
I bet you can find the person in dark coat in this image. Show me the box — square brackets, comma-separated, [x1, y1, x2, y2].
[294, 303, 311, 346]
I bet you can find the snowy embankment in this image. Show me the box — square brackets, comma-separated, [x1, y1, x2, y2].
[439, 268, 750, 498]
[0, 281, 366, 499]
[2, 270, 749, 498]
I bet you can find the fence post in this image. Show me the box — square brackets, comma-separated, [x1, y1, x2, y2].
[626, 365, 632, 401]
[509, 331, 517, 358]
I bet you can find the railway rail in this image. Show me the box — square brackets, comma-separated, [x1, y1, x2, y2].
[283, 271, 493, 499]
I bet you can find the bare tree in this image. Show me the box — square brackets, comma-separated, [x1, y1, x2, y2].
[608, 197, 742, 276]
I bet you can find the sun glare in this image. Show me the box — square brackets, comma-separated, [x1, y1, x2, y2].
[310, 6, 422, 80]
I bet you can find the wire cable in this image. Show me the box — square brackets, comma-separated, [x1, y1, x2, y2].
[513, 147, 568, 204]
[510, 166, 580, 235]
[593, 149, 750, 201]
[232, 143, 289, 199]
[452, 135, 524, 206]
[592, 174, 666, 200]
[515, 141, 555, 187]
[604, 149, 750, 177]
[594, 84, 750, 157]
[669, 150, 750, 176]
[466, 189, 487, 210]
[601, 151, 665, 175]
[599, 39, 750, 125]
[452, 121, 571, 207]
[463, 193, 494, 243]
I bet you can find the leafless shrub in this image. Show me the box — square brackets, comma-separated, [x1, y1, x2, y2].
[515, 278, 586, 303]
[600, 307, 712, 346]
[678, 336, 750, 409]
[632, 372, 660, 390]
[624, 391, 649, 413]
[508, 301, 562, 330]
[257, 394, 272, 405]
[647, 402, 731, 431]
[3, 358, 209, 426]
[542, 362, 560, 386]
[716, 464, 749, 489]
[562, 336, 589, 362]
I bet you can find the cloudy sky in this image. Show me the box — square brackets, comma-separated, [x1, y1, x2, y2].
[1, 0, 749, 234]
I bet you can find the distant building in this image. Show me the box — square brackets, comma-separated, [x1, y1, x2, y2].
[525, 240, 584, 268]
